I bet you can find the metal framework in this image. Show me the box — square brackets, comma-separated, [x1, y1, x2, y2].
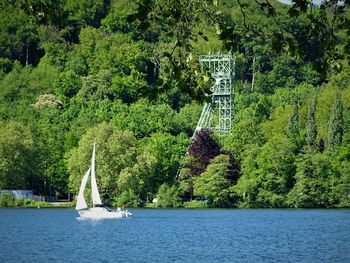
[194, 54, 235, 134]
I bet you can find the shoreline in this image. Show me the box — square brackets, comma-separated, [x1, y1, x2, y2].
[1, 204, 350, 209]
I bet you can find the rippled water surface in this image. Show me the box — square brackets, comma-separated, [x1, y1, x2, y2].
[0, 208, 349, 262]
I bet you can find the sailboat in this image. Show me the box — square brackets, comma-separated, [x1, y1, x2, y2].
[75, 142, 132, 219]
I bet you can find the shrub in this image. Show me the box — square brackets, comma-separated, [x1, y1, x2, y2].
[14, 198, 25, 206]
[156, 184, 182, 208]
[183, 200, 209, 208]
[114, 189, 140, 208]
[0, 193, 15, 207]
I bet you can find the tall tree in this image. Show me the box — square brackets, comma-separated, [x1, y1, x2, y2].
[287, 101, 299, 139]
[179, 129, 221, 199]
[0, 121, 34, 190]
[328, 93, 344, 149]
[255, 135, 296, 207]
[0, 3, 41, 67]
[306, 96, 317, 149]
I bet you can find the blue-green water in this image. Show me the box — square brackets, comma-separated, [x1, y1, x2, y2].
[0, 209, 349, 262]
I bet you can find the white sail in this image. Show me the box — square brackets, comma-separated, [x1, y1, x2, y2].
[75, 168, 90, 210]
[91, 142, 102, 206]
[76, 142, 133, 219]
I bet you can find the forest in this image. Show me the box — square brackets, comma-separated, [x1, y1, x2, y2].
[0, 0, 349, 208]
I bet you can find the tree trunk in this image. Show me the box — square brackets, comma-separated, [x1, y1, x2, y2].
[251, 54, 255, 92]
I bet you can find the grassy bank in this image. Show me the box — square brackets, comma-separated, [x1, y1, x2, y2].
[0, 194, 74, 208]
[141, 200, 209, 209]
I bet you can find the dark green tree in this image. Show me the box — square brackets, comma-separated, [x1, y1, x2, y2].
[318, 138, 325, 153]
[306, 96, 317, 149]
[7, 0, 65, 26]
[0, 3, 42, 66]
[65, 0, 110, 28]
[54, 70, 82, 99]
[287, 101, 299, 139]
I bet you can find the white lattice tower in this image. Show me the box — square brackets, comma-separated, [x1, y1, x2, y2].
[194, 54, 235, 135]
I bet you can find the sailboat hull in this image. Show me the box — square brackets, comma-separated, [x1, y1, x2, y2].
[77, 207, 132, 220]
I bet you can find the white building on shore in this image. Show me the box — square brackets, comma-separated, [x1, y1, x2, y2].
[0, 190, 33, 200]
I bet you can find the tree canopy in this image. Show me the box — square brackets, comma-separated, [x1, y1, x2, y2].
[0, 0, 349, 208]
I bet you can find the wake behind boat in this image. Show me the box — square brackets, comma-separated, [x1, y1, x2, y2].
[75, 142, 132, 219]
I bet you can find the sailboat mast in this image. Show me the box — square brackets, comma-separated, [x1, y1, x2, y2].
[91, 142, 102, 207]
[91, 142, 95, 208]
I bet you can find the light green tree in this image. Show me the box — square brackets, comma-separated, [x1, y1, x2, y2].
[254, 136, 296, 207]
[328, 93, 343, 149]
[115, 188, 140, 208]
[0, 121, 34, 189]
[287, 151, 333, 208]
[156, 183, 181, 208]
[67, 123, 137, 203]
[235, 136, 296, 208]
[233, 144, 261, 207]
[329, 146, 350, 207]
[143, 132, 189, 187]
[113, 100, 177, 138]
[118, 148, 157, 200]
[193, 154, 234, 207]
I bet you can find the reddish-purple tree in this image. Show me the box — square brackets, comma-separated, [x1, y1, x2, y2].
[187, 129, 220, 176]
[181, 129, 240, 201]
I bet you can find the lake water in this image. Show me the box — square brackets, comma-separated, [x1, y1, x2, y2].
[0, 209, 349, 262]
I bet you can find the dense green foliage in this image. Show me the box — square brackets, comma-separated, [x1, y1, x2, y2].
[0, 0, 349, 208]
